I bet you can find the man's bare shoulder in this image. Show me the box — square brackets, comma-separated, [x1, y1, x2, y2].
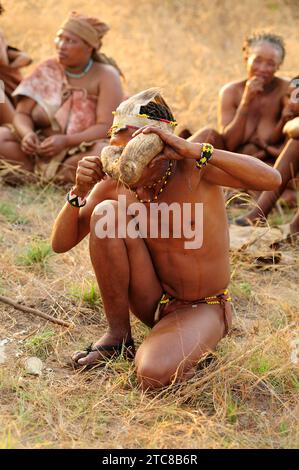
[89, 177, 118, 203]
[78, 178, 119, 224]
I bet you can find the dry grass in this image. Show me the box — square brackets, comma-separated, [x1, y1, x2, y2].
[0, 0, 299, 449]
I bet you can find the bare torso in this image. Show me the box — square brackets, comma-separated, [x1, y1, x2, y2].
[92, 160, 230, 301]
[221, 77, 288, 151]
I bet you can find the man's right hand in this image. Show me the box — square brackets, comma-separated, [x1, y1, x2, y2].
[242, 76, 264, 105]
[73, 156, 105, 197]
[21, 132, 40, 155]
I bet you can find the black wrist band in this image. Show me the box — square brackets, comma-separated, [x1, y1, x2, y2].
[66, 188, 87, 208]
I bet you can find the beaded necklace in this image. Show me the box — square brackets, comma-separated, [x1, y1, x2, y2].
[65, 58, 94, 79]
[134, 161, 173, 203]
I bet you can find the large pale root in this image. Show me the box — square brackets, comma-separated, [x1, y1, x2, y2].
[100, 133, 164, 184]
[119, 133, 164, 184]
[100, 145, 124, 180]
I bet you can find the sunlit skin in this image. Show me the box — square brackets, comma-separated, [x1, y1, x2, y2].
[51, 125, 281, 390]
[0, 29, 123, 183]
[217, 41, 289, 159]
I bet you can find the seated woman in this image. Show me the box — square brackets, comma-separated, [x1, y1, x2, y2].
[189, 33, 299, 210]
[235, 76, 299, 234]
[0, 11, 124, 184]
[0, 2, 32, 125]
[191, 31, 289, 163]
[250, 76, 299, 160]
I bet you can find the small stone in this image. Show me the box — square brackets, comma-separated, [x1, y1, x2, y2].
[25, 357, 43, 376]
[0, 347, 6, 364]
[0, 339, 10, 364]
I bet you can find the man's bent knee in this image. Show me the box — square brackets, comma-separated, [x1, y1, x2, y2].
[136, 361, 171, 391]
[136, 358, 197, 391]
[91, 199, 119, 240]
[135, 349, 190, 391]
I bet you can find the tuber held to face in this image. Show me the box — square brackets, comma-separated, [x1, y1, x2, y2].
[101, 132, 164, 184]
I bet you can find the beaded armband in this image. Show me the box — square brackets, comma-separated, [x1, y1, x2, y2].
[66, 188, 87, 208]
[196, 143, 214, 169]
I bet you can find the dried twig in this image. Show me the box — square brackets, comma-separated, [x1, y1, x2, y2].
[0, 294, 73, 328]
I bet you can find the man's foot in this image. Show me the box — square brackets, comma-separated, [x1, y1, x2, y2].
[72, 333, 135, 369]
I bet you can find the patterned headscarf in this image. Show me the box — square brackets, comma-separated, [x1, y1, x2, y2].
[58, 11, 123, 76]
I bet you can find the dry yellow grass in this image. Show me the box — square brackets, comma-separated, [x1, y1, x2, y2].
[0, 0, 299, 449]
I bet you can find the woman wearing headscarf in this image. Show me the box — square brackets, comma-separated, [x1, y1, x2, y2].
[0, 11, 124, 183]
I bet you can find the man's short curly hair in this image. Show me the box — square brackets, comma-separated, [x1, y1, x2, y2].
[243, 31, 285, 64]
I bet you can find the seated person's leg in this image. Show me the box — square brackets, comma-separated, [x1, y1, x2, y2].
[135, 301, 232, 391]
[236, 138, 299, 225]
[72, 199, 163, 366]
[0, 126, 34, 172]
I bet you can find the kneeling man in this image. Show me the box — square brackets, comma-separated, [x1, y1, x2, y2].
[51, 89, 281, 390]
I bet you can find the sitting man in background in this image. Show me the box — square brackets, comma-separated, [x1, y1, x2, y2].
[0, 2, 32, 125]
[0, 11, 124, 184]
[51, 89, 281, 391]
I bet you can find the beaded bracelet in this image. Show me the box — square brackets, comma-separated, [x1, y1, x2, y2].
[66, 188, 87, 208]
[196, 143, 214, 169]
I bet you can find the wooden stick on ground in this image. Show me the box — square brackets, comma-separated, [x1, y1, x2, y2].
[0, 295, 73, 328]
